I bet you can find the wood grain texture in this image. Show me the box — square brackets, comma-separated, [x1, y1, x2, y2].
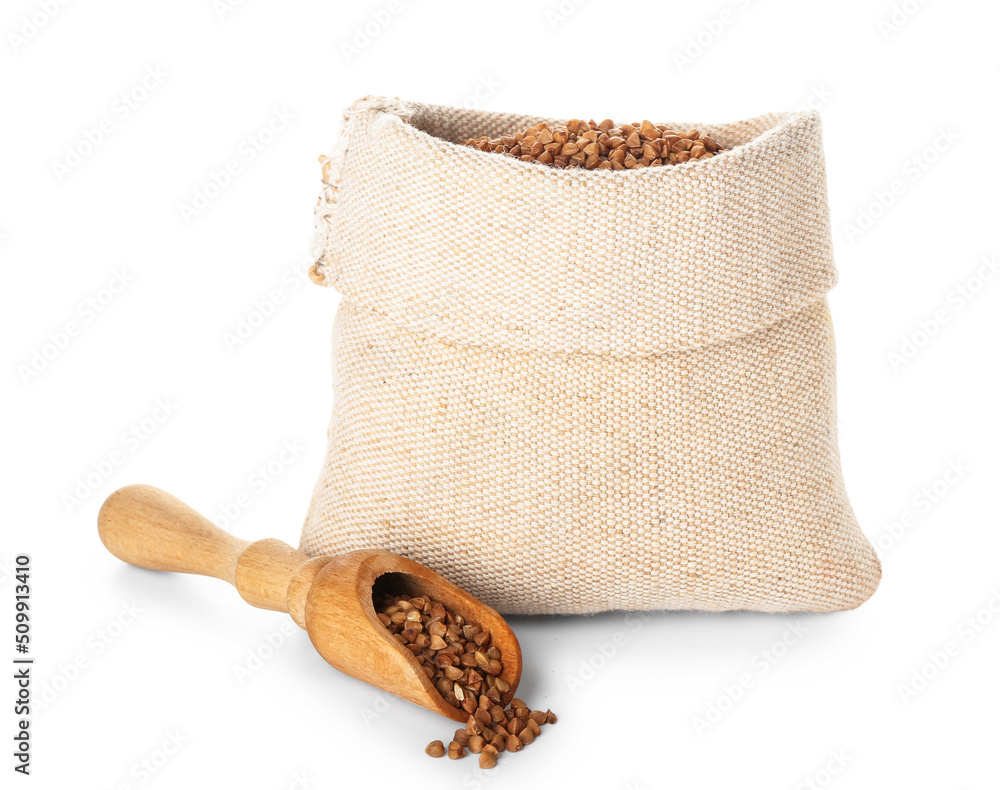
[98, 485, 250, 582]
[98, 484, 522, 722]
[304, 550, 522, 722]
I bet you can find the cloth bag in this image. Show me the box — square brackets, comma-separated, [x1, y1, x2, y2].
[301, 96, 881, 615]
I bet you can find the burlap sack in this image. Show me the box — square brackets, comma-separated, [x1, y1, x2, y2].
[301, 96, 881, 615]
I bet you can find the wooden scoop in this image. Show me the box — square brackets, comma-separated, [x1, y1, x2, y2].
[97, 484, 521, 723]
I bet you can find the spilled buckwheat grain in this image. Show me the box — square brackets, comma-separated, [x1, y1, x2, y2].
[463, 117, 724, 169]
[375, 593, 556, 769]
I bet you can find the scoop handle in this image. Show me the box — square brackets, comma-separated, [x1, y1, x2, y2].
[98, 484, 314, 613]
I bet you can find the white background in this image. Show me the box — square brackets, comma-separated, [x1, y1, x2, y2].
[3, 1, 998, 788]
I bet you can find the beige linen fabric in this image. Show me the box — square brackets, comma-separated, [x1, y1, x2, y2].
[301, 97, 881, 615]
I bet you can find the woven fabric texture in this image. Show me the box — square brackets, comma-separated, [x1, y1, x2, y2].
[301, 97, 881, 615]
